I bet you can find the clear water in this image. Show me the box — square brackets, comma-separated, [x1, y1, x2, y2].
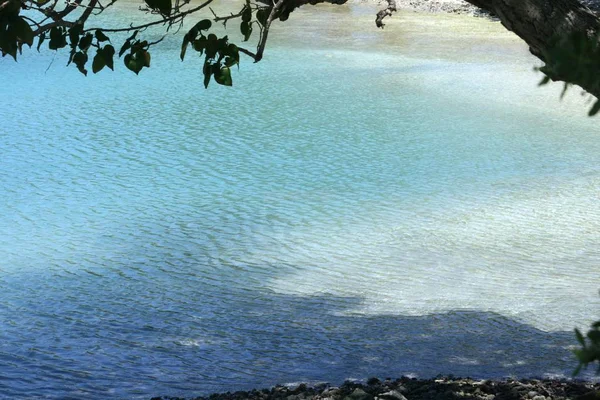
[1, 3, 600, 399]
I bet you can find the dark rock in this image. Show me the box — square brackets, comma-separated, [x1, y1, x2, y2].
[322, 387, 341, 398]
[150, 376, 600, 400]
[411, 385, 431, 395]
[576, 391, 600, 400]
[368, 378, 382, 386]
[314, 383, 330, 392]
[292, 384, 308, 394]
[394, 386, 408, 394]
[480, 383, 494, 394]
[379, 390, 408, 400]
[441, 389, 457, 400]
[345, 388, 374, 400]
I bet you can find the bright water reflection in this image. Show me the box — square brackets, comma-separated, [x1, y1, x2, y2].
[1, 3, 600, 399]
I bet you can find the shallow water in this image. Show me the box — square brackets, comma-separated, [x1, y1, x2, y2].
[1, 3, 600, 399]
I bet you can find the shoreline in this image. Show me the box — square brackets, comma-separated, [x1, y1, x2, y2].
[351, 0, 600, 15]
[150, 377, 600, 400]
[380, 0, 485, 15]
[348, 0, 485, 16]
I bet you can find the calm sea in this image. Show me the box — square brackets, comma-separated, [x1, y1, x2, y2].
[1, 3, 599, 399]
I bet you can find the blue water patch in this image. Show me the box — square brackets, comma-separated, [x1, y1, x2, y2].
[1, 9, 600, 399]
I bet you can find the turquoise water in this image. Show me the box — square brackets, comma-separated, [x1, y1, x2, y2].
[1, 4, 600, 399]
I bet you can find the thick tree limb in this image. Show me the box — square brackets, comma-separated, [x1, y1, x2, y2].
[83, 0, 214, 33]
[462, 0, 600, 97]
[248, 0, 347, 61]
[7, 0, 600, 98]
[263, 0, 348, 21]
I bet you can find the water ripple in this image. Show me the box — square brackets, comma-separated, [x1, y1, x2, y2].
[1, 6, 600, 400]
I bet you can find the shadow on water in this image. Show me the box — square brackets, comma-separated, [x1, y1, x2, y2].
[0, 268, 580, 399]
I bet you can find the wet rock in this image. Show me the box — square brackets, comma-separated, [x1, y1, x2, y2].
[151, 376, 600, 400]
[324, 387, 341, 395]
[314, 384, 330, 392]
[576, 391, 600, 400]
[379, 390, 408, 400]
[479, 381, 494, 394]
[411, 385, 431, 395]
[345, 388, 374, 400]
[292, 385, 308, 394]
[394, 386, 408, 394]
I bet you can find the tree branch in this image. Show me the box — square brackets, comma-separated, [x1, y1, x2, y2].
[462, 0, 600, 97]
[77, 0, 98, 25]
[83, 0, 214, 33]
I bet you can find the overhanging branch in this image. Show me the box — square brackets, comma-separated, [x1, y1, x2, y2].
[462, 0, 600, 98]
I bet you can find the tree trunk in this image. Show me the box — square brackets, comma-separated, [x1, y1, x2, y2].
[462, 0, 600, 97]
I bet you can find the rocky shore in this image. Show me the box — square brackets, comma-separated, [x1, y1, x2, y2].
[392, 0, 483, 15]
[151, 377, 600, 400]
[361, 0, 600, 15]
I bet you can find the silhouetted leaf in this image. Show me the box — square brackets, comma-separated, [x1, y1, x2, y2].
[588, 330, 600, 342]
[538, 75, 550, 86]
[95, 30, 110, 42]
[49, 27, 67, 50]
[195, 19, 212, 31]
[12, 17, 34, 47]
[256, 8, 270, 26]
[103, 45, 115, 70]
[145, 0, 171, 16]
[589, 100, 600, 116]
[68, 24, 83, 48]
[124, 53, 139, 74]
[205, 34, 218, 59]
[119, 30, 138, 57]
[142, 50, 151, 67]
[193, 37, 207, 54]
[576, 329, 586, 346]
[36, 33, 46, 52]
[73, 51, 88, 75]
[214, 66, 232, 86]
[203, 60, 212, 88]
[181, 37, 190, 61]
[78, 33, 93, 50]
[240, 21, 252, 41]
[242, 6, 252, 22]
[124, 48, 150, 74]
[92, 50, 106, 73]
